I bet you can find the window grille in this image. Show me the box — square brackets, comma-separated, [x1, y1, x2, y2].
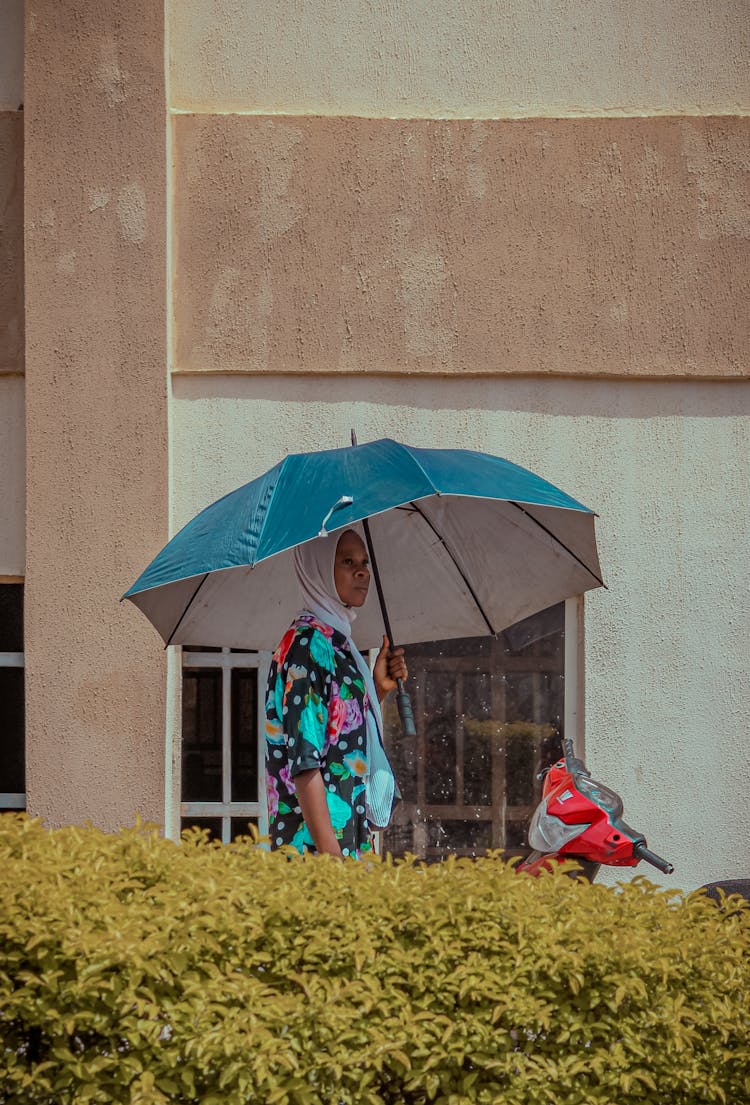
[180, 647, 271, 844]
[382, 602, 566, 860]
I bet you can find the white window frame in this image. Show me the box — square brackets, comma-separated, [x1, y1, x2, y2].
[175, 647, 271, 844]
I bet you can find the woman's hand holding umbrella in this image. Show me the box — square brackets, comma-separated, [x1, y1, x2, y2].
[373, 636, 408, 703]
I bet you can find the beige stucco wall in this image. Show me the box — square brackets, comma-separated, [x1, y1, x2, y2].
[24, 0, 168, 828]
[0, 376, 25, 575]
[171, 374, 750, 891]
[1, 3, 25, 582]
[0, 110, 24, 375]
[169, 0, 750, 117]
[173, 114, 749, 379]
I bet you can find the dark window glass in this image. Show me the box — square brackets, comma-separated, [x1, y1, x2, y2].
[463, 670, 493, 721]
[182, 670, 222, 802]
[427, 818, 493, 854]
[540, 727, 564, 772]
[380, 820, 414, 855]
[183, 645, 222, 652]
[424, 671, 456, 804]
[181, 817, 221, 841]
[179, 819, 259, 843]
[503, 603, 564, 657]
[505, 672, 536, 724]
[383, 603, 565, 861]
[463, 722, 493, 806]
[231, 669, 258, 802]
[231, 817, 258, 841]
[463, 667, 493, 805]
[0, 668, 24, 793]
[0, 585, 23, 652]
[384, 698, 418, 803]
[505, 729, 536, 806]
[505, 819, 529, 850]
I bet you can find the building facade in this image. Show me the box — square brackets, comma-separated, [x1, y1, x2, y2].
[1, 0, 748, 888]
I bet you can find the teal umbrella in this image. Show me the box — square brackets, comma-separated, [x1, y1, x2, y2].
[124, 438, 603, 656]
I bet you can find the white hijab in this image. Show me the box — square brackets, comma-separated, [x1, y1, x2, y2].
[293, 528, 396, 829]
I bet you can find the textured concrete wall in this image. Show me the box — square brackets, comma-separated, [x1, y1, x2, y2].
[1, 3, 26, 584]
[173, 114, 749, 379]
[0, 0, 24, 110]
[172, 375, 750, 890]
[0, 111, 24, 374]
[169, 0, 750, 117]
[0, 376, 25, 575]
[24, 1, 168, 828]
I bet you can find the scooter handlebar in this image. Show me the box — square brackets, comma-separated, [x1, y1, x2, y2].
[633, 842, 674, 875]
[562, 737, 590, 778]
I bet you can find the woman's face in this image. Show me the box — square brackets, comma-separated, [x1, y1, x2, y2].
[334, 530, 370, 608]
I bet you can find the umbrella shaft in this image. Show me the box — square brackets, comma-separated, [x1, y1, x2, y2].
[360, 518, 404, 692]
[362, 516, 416, 738]
[361, 517, 395, 646]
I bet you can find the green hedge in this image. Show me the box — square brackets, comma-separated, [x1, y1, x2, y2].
[1, 814, 748, 1105]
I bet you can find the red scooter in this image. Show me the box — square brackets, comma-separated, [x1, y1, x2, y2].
[516, 738, 674, 880]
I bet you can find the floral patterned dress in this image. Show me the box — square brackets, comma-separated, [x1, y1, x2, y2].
[265, 613, 374, 858]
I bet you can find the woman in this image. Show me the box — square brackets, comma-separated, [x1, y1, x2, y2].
[265, 527, 407, 857]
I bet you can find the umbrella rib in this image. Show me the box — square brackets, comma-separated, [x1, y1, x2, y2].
[165, 573, 210, 648]
[510, 502, 605, 587]
[408, 501, 497, 636]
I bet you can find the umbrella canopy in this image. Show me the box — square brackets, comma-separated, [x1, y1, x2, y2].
[123, 439, 603, 651]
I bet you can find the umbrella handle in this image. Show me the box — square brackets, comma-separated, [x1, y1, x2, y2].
[395, 680, 416, 737]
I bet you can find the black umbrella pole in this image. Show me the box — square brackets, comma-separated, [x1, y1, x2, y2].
[361, 517, 416, 738]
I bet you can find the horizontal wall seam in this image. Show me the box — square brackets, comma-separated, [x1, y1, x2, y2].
[168, 107, 750, 120]
[170, 369, 750, 383]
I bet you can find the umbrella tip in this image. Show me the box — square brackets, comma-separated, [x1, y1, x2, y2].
[350, 429, 358, 447]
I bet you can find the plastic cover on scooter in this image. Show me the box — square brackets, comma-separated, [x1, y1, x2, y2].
[574, 775, 624, 818]
[528, 797, 591, 853]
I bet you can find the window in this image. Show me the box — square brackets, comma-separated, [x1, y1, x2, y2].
[0, 583, 25, 813]
[180, 647, 270, 843]
[381, 603, 566, 860]
[178, 602, 575, 859]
